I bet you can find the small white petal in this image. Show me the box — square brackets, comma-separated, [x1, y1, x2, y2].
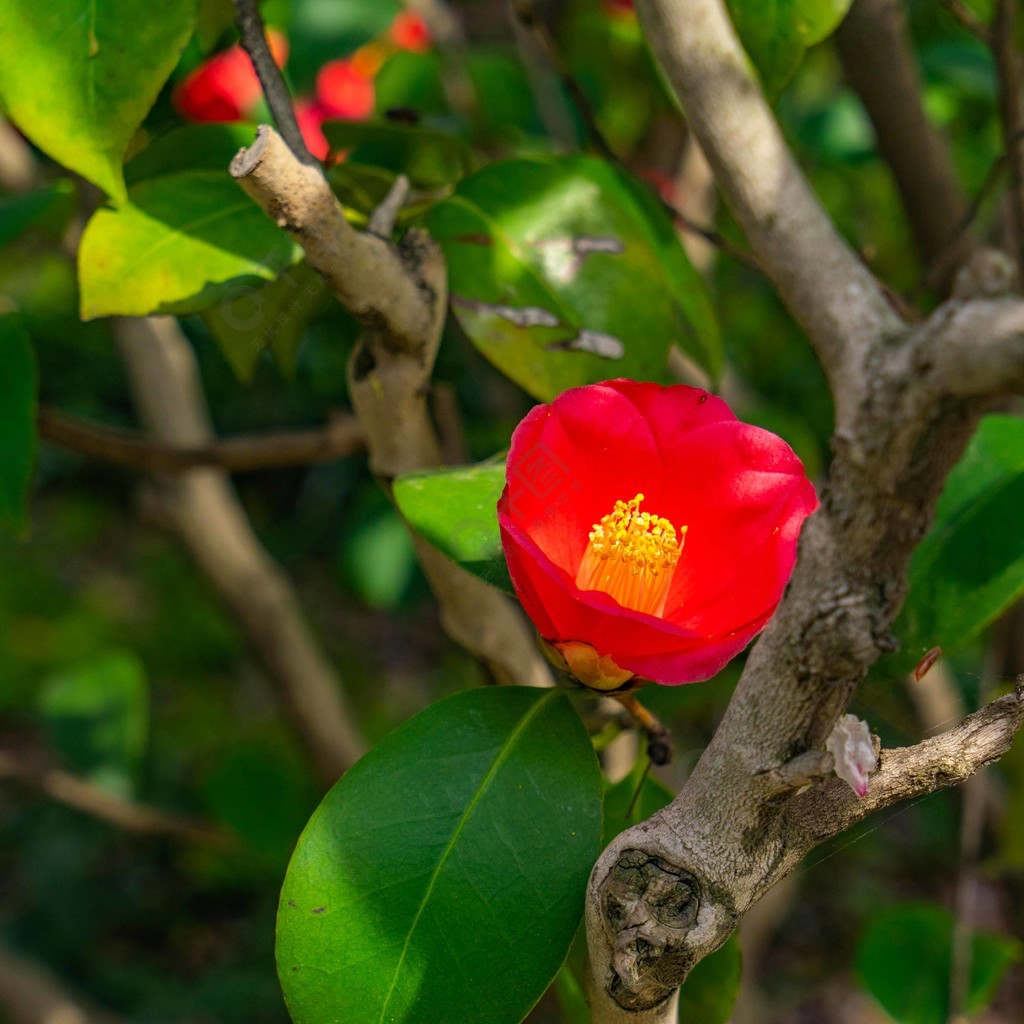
[826, 714, 877, 798]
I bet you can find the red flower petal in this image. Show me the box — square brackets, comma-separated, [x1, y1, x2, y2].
[499, 380, 818, 686]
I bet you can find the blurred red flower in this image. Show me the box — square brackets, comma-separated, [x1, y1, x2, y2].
[316, 59, 375, 120]
[498, 380, 818, 689]
[294, 99, 330, 160]
[175, 30, 288, 123]
[389, 11, 432, 53]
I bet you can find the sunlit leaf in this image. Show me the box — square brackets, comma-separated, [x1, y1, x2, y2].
[78, 171, 299, 320]
[0, 0, 195, 203]
[393, 458, 512, 594]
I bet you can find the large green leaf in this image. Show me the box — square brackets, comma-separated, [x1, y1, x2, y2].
[78, 171, 300, 320]
[321, 120, 473, 188]
[877, 416, 1024, 678]
[392, 458, 512, 594]
[277, 686, 603, 1024]
[39, 649, 149, 798]
[424, 155, 720, 401]
[857, 903, 1021, 1024]
[0, 313, 37, 535]
[727, 0, 853, 96]
[0, 0, 195, 204]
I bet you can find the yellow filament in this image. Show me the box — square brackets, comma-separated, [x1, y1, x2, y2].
[574, 493, 685, 617]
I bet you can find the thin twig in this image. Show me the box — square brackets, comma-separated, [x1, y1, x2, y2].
[0, 748, 234, 848]
[232, 0, 315, 164]
[993, 0, 1024, 271]
[916, 130, 1024, 294]
[367, 175, 411, 237]
[38, 405, 365, 474]
[510, 0, 761, 272]
[938, 0, 991, 42]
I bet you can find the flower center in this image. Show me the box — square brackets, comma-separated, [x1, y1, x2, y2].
[574, 493, 685, 617]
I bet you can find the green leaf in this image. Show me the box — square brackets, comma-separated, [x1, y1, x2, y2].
[727, 0, 853, 96]
[196, 0, 235, 52]
[203, 261, 329, 381]
[877, 416, 1024, 678]
[321, 120, 473, 189]
[392, 458, 513, 594]
[424, 155, 720, 401]
[857, 902, 1022, 1024]
[0, 313, 37, 535]
[374, 51, 449, 118]
[0, 0, 196, 204]
[39, 649, 149, 798]
[125, 123, 259, 185]
[0, 181, 76, 248]
[78, 170, 300, 320]
[679, 935, 742, 1024]
[277, 686, 603, 1024]
[553, 962, 591, 1024]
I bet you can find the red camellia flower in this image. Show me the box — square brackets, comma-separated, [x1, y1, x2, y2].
[175, 31, 288, 123]
[497, 380, 818, 689]
[389, 11, 432, 53]
[316, 58, 376, 120]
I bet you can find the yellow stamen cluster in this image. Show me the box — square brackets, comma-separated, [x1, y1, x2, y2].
[574, 494, 685, 617]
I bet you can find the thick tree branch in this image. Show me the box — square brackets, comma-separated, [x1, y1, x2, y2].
[0, 748, 233, 848]
[836, 0, 974, 285]
[116, 317, 368, 784]
[634, 0, 902, 422]
[231, 126, 553, 688]
[38, 405, 365, 474]
[584, 8, 1024, 1021]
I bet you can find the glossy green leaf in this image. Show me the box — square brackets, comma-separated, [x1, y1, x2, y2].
[393, 458, 512, 594]
[277, 686, 603, 1024]
[878, 416, 1024, 677]
[727, 0, 853, 96]
[203, 261, 329, 381]
[321, 120, 473, 188]
[857, 903, 1021, 1024]
[39, 649, 149, 798]
[0, 0, 195, 203]
[0, 314, 37, 535]
[78, 171, 300, 320]
[424, 155, 720, 401]
[0, 181, 75, 248]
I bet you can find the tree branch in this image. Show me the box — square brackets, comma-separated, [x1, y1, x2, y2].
[232, 0, 314, 164]
[634, 0, 902, 423]
[994, 0, 1024, 271]
[782, 686, 1024, 856]
[230, 126, 435, 349]
[836, 0, 974, 287]
[0, 748, 233, 848]
[38, 405, 365, 474]
[116, 316, 368, 784]
[231, 125, 553, 688]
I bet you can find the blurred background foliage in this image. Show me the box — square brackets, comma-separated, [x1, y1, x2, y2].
[1, 0, 1023, 1022]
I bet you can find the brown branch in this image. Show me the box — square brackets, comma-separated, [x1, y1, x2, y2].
[231, 127, 434, 348]
[116, 316, 368, 784]
[938, 0, 991, 42]
[38, 405, 365, 474]
[634, 0, 902, 425]
[232, 0, 314, 164]
[836, 0, 974, 288]
[994, 0, 1024, 271]
[0, 945, 123, 1024]
[782, 687, 1024, 854]
[0, 748, 232, 848]
[231, 126, 553, 687]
